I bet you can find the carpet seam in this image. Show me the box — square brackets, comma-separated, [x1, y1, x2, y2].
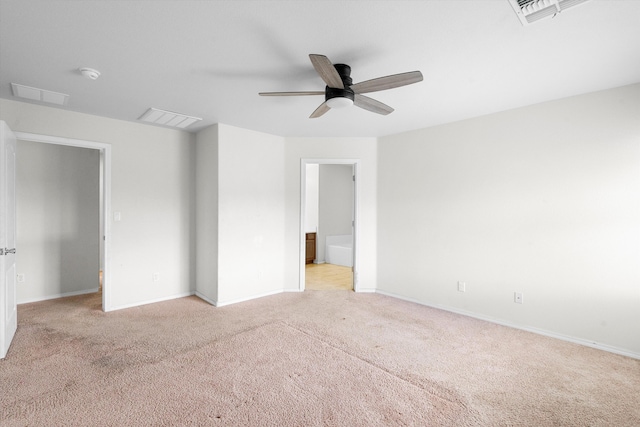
[280, 321, 469, 409]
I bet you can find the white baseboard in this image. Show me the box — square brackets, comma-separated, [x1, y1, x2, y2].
[195, 291, 216, 306]
[375, 289, 640, 360]
[18, 287, 99, 305]
[214, 289, 284, 307]
[108, 291, 195, 312]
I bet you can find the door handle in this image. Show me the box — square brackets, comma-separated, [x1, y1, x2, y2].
[1, 248, 16, 255]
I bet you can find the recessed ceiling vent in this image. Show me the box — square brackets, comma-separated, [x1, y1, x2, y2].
[508, 0, 591, 25]
[138, 107, 202, 129]
[11, 83, 69, 106]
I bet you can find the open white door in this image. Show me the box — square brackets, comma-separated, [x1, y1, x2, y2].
[0, 121, 17, 359]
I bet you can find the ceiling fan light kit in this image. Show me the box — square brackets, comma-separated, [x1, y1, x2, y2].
[259, 54, 423, 118]
[326, 96, 353, 109]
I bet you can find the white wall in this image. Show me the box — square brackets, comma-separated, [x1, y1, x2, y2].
[317, 164, 353, 263]
[216, 124, 286, 305]
[2, 100, 376, 309]
[16, 140, 100, 303]
[284, 138, 377, 292]
[195, 124, 219, 304]
[1, 99, 196, 310]
[195, 128, 379, 300]
[196, 128, 374, 301]
[377, 83, 640, 356]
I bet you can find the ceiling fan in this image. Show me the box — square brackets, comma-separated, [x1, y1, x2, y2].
[259, 54, 423, 118]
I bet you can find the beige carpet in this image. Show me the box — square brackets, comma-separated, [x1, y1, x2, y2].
[1, 291, 639, 426]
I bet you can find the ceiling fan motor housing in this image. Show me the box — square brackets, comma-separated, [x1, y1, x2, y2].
[326, 64, 355, 103]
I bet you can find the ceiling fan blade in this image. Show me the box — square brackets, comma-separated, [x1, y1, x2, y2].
[309, 101, 331, 118]
[351, 71, 423, 94]
[259, 91, 325, 96]
[309, 54, 344, 89]
[354, 94, 394, 115]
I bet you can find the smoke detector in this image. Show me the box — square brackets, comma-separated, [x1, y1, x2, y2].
[508, 0, 591, 25]
[79, 67, 101, 80]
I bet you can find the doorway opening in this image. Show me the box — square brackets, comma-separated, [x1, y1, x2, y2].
[14, 132, 112, 312]
[299, 159, 359, 292]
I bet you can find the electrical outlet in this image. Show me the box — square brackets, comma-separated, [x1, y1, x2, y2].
[514, 292, 523, 304]
[152, 272, 160, 282]
[16, 273, 25, 283]
[457, 281, 466, 292]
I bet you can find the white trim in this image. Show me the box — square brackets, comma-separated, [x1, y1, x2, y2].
[109, 292, 194, 312]
[195, 291, 216, 306]
[18, 288, 99, 305]
[13, 132, 113, 312]
[215, 289, 284, 307]
[198, 288, 301, 307]
[375, 289, 640, 360]
[300, 159, 361, 292]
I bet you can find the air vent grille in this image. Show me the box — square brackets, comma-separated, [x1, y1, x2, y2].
[11, 83, 69, 106]
[138, 108, 202, 129]
[517, 0, 536, 7]
[508, 0, 591, 26]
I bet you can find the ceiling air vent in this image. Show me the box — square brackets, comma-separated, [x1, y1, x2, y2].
[138, 107, 202, 129]
[11, 83, 69, 106]
[508, 0, 591, 25]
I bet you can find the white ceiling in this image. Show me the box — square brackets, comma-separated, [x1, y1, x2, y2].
[1, 0, 639, 138]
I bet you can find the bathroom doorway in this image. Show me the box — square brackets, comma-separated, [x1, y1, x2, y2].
[299, 159, 359, 292]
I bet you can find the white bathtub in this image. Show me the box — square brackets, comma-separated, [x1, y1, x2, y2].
[325, 235, 353, 267]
